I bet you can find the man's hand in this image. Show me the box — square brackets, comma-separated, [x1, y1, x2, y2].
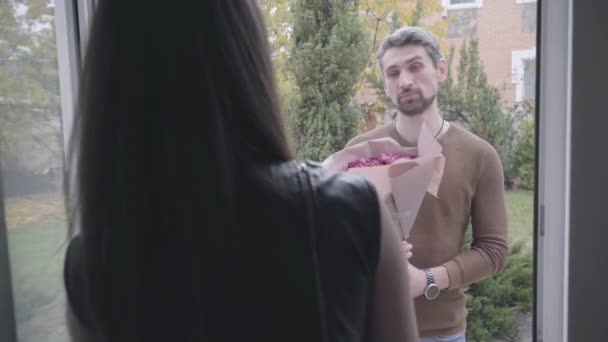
[405, 243, 451, 298]
[402, 241, 413, 259]
[407, 263, 427, 298]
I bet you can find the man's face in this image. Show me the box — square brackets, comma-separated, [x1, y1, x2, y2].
[381, 45, 447, 116]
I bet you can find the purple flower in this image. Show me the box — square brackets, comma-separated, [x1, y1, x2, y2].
[346, 153, 417, 169]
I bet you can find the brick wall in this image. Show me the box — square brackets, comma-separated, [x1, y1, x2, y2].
[357, 0, 539, 133]
[443, 0, 537, 103]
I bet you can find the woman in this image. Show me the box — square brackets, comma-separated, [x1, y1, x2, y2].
[63, 1, 417, 341]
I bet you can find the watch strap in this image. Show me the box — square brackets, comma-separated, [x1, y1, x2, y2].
[424, 268, 436, 286]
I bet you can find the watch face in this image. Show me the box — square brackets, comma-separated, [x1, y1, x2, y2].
[425, 284, 440, 299]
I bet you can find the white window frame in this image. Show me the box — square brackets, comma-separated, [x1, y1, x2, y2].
[517, 0, 537, 4]
[537, 0, 572, 341]
[0, 191, 16, 342]
[55, 0, 83, 153]
[56, 0, 95, 152]
[442, 0, 483, 11]
[76, 0, 96, 62]
[512, 47, 537, 102]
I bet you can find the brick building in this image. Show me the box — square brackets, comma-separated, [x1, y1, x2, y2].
[356, 0, 538, 131]
[441, 0, 538, 104]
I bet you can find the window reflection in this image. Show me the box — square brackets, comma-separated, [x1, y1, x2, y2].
[0, 0, 68, 341]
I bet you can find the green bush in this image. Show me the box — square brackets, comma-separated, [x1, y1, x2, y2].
[288, 0, 369, 161]
[466, 295, 518, 342]
[439, 41, 520, 188]
[463, 232, 533, 341]
[512, 107, 535, 190]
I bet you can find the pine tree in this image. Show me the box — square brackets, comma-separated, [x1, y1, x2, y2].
[288, 0, 369, 161]
[0, 0, 62, 174]
[439, 40, 518, 186]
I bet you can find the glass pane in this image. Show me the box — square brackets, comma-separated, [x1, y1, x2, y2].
[0, 0, 68, 341]
[261, 0, 536, 341]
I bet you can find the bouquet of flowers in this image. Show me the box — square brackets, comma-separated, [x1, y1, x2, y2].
[322, 124, 445, 239]
[346, 153, 417, 169]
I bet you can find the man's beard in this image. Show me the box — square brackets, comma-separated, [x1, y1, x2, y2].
[395, 91, 437, 116]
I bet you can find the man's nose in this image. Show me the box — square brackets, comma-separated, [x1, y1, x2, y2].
[399, 73, 414, 89]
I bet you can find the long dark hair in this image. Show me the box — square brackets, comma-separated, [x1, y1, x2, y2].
[66, 0, 291, 340]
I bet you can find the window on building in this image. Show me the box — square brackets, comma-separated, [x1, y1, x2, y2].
[443, 0, 483, 10]
[523, 58, 537, 101]
[521, 0, 537, 33]
[512, 48, 537, 102]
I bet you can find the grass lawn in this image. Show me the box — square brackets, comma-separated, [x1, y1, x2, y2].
[505, 190, 534, 249]
[7, 218, 69, 342]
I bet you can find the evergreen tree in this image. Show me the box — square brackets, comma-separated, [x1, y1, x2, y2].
[439, 40, 518, 186]
[512, 101, 535, 190]
[0, 0, 62, 174]
[289, 0, 369, 160]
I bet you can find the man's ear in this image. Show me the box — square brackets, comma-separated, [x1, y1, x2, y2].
[437, 58, 448, 83]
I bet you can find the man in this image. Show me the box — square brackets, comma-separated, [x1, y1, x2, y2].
[346, 26, 508, 341]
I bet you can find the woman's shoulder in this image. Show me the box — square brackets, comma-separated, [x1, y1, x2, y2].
[263, 160, 382, 252]
[308, 161, 379, 208]
[295, 161, 381, 246]
[271, 160, 380, 211]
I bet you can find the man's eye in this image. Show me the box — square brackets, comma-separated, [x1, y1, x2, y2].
[410, 64, 422, 72]
[388, 71, 399, 78]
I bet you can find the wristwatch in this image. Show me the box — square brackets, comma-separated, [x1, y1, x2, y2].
[423, 268, 441, 300]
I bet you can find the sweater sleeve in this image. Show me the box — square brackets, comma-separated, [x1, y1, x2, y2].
[442, 144, 509, 289]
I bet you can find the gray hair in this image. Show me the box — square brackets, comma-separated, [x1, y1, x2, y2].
[376, 26, 442, 71]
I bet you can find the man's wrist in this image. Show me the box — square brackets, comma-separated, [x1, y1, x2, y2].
[415, 271, 427, 298]
[410, 265, 451, 298]
[408, 264, 427, 298]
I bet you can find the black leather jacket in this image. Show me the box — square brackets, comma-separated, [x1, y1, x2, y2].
[64, 161, 381, 342]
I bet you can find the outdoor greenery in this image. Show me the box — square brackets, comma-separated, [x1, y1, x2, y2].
[287, 0, 370, 160]
[0, 0, 62, 176]
[464, 237, 533, 341]
[1, 0, 536, 341]
[7, 217, 68, 342]
[512, 103, 535, 190]
[260, 0, 535, 189]
[463, 188, 534, 341]
[440, 40, 535, 189]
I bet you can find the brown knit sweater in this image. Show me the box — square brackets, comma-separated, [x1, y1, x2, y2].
[346, 122, 508, 337]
